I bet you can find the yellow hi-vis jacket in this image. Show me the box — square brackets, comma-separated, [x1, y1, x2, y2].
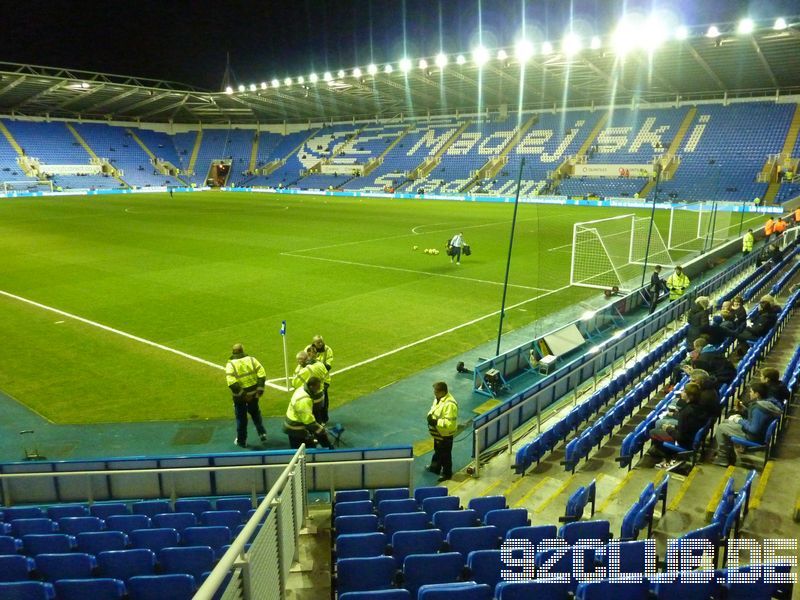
[742, 232, 754, 252]
[225, 355, 266, 394]
[666, 271, 690, 301]
[428, 393, 458, 439]
[292, 360, 328, 394]
[315, 345, 334, 384]
[283, 386, 320, 434]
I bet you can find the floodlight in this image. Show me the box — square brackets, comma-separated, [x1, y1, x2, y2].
[249, 84, 256, 91]
[367, 63, 378, 75]
[309, 73, 318, 83]
[562, 32, 582, 56]
[541, 41, 553, 55]
[418, 58, 428, 69]
[456, 54, 466, 65]
[435, 53, 448, 68]
[284, 77, 292, 86]
[472, 45, 490, 66]
[384, 64, 394, 73]
[399, 57, 412, 72]
[271, 79, 280, 88]
[323, 72, 332, 82]
[225, 86, 233, 94]
[642, 19, 668, 51]
[260, 82, 267, 89]
[514, 39, 534, 62]
[675, 25, 689, 40]
[737, 18, 754, 34]
[774, 17, 788, 30]
[337, 69, 345, 78]
[352, 67, 362, 78]
[590, 36, 601, 50]
[80, 82, 90, 89]
[497, 49, 508, 60]
[297, 76, 305, 84]
[237, 84, 245, 92]
[706, 25, 720, 38]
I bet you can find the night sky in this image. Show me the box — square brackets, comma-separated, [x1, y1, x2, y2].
[1, 0, 797, 91]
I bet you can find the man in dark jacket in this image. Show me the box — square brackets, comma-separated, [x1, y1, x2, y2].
[713, 382, 783, 466]
[735, 300, 779, 345]
[649, 383, 708, 467]
[686, 297, 711, 348]
[693, 343, 736, 386]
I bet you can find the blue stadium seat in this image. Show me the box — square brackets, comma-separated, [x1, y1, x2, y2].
[58, 516, 104, 535]
[377, 499, 418, 523]
[0, 581, 55, 600]
[97, 548, 156, 581]
[382, 511, 429, 540]
[730, 419, 779, 467]
[214, 497, 253, 515]
[334, 501, 375, 520]
[153, 512, 197, 533]
[559, 520, 611, 545]
[21, 533, 74, 556]
[334, 490, 371, 505]
[446, 525, 500, 560]
[106, 514, 151, 534]
[0, 535, 22, 554]
[131, 501, 171, 518]
[575, 580, 650, 600]
[390, 528, 443, 568]
[432, 509, 478, 535]
[75, 531, 128, 555]
[339, 590, 411, 600]
[174, 499, 213, 519]
[496, 580, 571, 600]
[336, 555, 396, 594]
[2, 507, 44, 522]
[0, 554, 35, 581]
[653, 580, 719, 600]
[128, 574, 196, 600]
[417, 582, 492, 599]
[46, 505, 89, 521]
[422, 496, 460, 518]
[373, 488, 409, 506]
[182, 527, 231, 557]
[11, 518, 57, 538]
[158, 546, 215, 580]
[413, 486, 448, 506]
[560, 480, 596, 523]
[467, 496, 507, 521]
[402, 552, 464, 597]
[90, 503, 130, 520]
[54, 578, 126, 600]
[483, 509, 529, 539]
[335, 532, 387, 559]
[334, 515, 379, 536]
[466, 548, 503, 588]
[506, 524, 557, 547]
[129, 528, 180, 554]
[200, 511, 242, 530]
[35, 552, 96, 582]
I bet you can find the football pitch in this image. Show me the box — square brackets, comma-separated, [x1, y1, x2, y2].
[0, 191, 754, 425]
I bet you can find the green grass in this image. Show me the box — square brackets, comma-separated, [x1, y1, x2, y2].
[0, 191, 758, 424]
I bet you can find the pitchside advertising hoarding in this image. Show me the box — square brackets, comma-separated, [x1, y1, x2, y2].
[500, 538, 797, 584]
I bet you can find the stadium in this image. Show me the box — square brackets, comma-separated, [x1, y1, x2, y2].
[0, 3, 800, 599]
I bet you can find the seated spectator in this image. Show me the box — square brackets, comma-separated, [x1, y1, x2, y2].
[718, 310, 739, 334]
[729, 296, 748, 330]
[699, 314, 733, 346]
[693, 341, 736, 385]
[756, 243, 782, 268]
[649, 383, 708, 468]
[686, 296, 711, 348]
[735, 299, 779, 349]
[713, 382, 783, 466]
[761, 367, 791, 404]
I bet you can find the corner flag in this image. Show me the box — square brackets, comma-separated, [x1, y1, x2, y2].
[280, 320, 286, 336]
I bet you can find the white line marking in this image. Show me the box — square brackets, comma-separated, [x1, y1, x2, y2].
[281, 253, 552, 292]
[411, 222, 452, 234]
[0, 289, 289, 392]
[332, 284, 572, 376]
[54, 320, 65, 324]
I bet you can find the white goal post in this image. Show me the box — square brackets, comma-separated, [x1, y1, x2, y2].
[2, 180, 53, 193]
[667, 201, 734, 253]
[570, 213, 673, 291]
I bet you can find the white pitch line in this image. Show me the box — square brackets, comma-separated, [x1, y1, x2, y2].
[281, 253, 552, 291]
[332, 283, 572, 376]
[0, 289, 289, 392]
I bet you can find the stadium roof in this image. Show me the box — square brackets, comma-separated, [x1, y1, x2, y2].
[1, 22, 799, 125]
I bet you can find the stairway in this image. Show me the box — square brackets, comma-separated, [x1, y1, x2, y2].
[0, 120, 25, 156]
[248, 131, 259, 172]
[575, 112, 609, 158]
[639, 107, 697, 199]
[765, 103, 800, 204]
[187, 129, 203, 176]
[66, 123, 129, 188]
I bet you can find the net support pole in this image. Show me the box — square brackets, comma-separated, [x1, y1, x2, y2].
[280, 320, 290, 389]
[737, 198, 747, 237]
[639, 163, 662, 288]
[495, 156, 525, 356]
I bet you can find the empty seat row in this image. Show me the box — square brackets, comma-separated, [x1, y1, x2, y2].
[0, 573, 196, 600]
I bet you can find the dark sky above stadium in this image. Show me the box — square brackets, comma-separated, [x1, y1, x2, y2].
[3, 0, 798, 91]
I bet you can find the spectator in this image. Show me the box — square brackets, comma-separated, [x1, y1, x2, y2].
[686, 296, 711, 347]
[693, 340, 736, 385]
[735, 299, 779, 350]
[666, 266, 690, 301]
[757, 243, 782, 268]
[729, 296, 748, 330]
[760, 367, 791, 404]
[713, 382, 782, 466]
[700, 314, 734, 346]
[648, 265, 668, 314]
[649, 382, 708, 469]
[719, 310, 739, 335]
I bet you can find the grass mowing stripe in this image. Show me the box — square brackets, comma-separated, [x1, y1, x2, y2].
[749, 461, 774, 510]
[667, 466, 699, 512]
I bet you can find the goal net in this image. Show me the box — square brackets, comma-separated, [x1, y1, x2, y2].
[667, 202, 735, 253]
[2, 180, 53, 193]
[570, 214, 673, 291]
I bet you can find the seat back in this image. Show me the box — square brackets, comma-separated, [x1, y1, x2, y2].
[22, 533, 73, 556]
[334, 490, 371, 505]
[467, 496, 507, 521]
[466, 548, 503, 588]
[200, 510, 242, 530]
[131, 501, 171, 518]
[559, 520, 611, 545]
[334, 514, 379, 537]
[47, 505, 89, 521]
[334, 501, 374, 519]
[214, 497, 253, 515]
[414, 486, 449, 506]
[338, 590, 411, 600]
[54, 578, 126, 600]
[422, 496, 460, 518]
[76, 531, 128, 555]
[0, 581, 55, 600]
[2, 507, 44, 521]
[336, 555, 396, 594]
[159, 546, 215, 580]
[0, 555, 34, 582]
[373, 488, 409, 506]
[58, 516, 104, 535]
[446, 525, 500, 559]
[11, 518, 56, 537]
[173, 499, 213, 519]
[506, 525, 557, 547]
[496, 580, 572, 600]
[391, 528, 443, 568]
[377, 499, 418, 523]
[576, 580, 650, 600]
[129, 528, 180, 554]
[383, 511, 429, 539]
[97, 549, 156, 581]
[153, 512, 197, 532]
[484, 509, 529, 538]
[89, 503, 129, 520]
[182, 526, 232, 553]
[35, 552, 96, 582]
[432, 509, 478, 535]
[127, 574, 196, 600]
[0, 535, 20, 554]
[106, 514, 151, 534]
[402, 552, 464, 596]
[417, 582, 493, 599]
[335, 532, 387, 559]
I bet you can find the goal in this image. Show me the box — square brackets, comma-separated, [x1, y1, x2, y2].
[570, 214, 673, 291]
[2, 180, 53, 194]
[667, 202, 734, 253]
